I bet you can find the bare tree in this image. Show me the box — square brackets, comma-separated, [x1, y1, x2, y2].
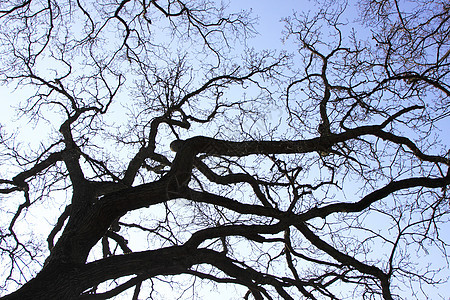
[0, 0, 448, 299]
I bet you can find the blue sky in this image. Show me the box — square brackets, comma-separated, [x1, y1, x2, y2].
[0, 1, 448, 299]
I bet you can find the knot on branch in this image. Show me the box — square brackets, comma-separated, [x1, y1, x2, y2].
[170, 140, 183, 152]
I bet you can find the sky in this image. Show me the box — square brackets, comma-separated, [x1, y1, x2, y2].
[0, 0, 449, 299]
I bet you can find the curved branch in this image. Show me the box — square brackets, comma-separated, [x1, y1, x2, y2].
[300, 174, 450, 220]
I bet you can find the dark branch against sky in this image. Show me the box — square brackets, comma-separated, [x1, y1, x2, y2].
[0, 0, 449, 299]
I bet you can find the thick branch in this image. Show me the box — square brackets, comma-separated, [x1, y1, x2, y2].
[12, 151, 63, 184]
[296, 222, 393, 300]
[301, 175, 450, 220]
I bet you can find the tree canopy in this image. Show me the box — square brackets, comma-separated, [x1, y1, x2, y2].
[0, 0, 449, 299]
